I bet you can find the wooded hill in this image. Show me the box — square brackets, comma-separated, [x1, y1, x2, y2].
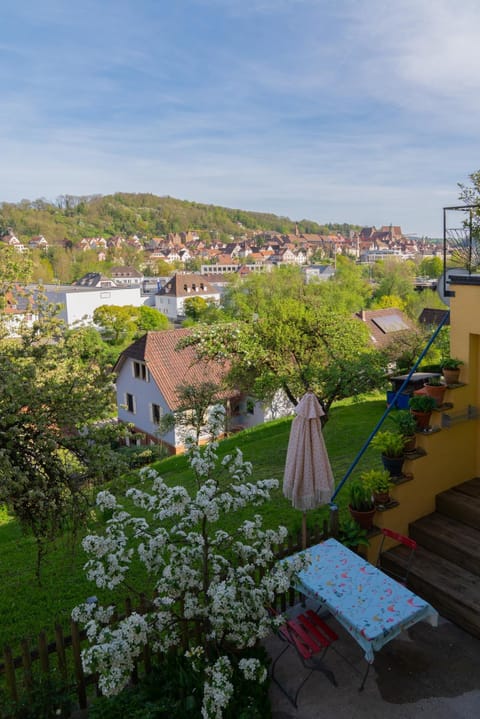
[0, 193, 358, 244]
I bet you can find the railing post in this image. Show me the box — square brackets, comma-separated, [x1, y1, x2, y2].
[3, 645, 17, 704]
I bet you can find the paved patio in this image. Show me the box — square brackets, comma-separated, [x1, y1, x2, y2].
[265, 602, 480, 719]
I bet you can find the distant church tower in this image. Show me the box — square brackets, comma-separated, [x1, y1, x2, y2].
[295, 222, 299, 237]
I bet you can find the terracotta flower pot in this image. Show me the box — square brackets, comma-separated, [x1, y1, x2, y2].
[403, 434, 417, 453]
[424, 383, 446, 406]
[373, 491, 390, 506]
[410, 409, 432, 431]
[348, 505, 376, 530]
[442, 368, 460, 385]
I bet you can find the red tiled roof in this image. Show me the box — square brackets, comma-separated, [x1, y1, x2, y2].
[114, 329, 235, 408]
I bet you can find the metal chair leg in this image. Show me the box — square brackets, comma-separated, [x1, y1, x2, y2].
[358, 661, 371, 692]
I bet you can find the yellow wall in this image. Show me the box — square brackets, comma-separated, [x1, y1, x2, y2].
[367, 280, 480, 561]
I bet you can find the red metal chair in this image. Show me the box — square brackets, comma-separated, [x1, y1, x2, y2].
[376, 528, 417, 585]
[269, 608, 338, 707]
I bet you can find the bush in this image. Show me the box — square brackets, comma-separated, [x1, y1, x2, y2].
[89, 649, 271, 719]
[116, 444, 168, 469]
[0, 672, 74, 719]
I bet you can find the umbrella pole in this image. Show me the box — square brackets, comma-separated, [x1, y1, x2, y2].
[302, 512, 307, 550]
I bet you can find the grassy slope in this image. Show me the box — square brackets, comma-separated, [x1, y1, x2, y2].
[0, 392, 385, 652]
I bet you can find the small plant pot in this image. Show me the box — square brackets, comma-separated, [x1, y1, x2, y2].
[442, 368, 460, 385]
[403, 434, 417, 453]
[373, 491, 390, 506]
[348, 505, 376, 530]
[410, 409, 432, 431]
[424, 384, 446, 406]
[381, 454, 404, 478]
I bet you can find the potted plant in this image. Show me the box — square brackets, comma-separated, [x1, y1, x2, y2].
[408, 394, 437, 431]
[390, 410, 418, 452]
[441, 357, 464, 385]
[371, 430, 405, 477]
[360, 468, 393, 506]
[348, 478, 376, 530]
[338, 517, 370, 554]
[423, 376, 447, 406]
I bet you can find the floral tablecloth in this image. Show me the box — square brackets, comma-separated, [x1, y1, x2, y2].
[285, 538, 438, 663]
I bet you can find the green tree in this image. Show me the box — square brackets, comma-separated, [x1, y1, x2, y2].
[371, 259, 416, 304]
[159, 381, 224, 446]
[181, 298, 386, 420]
[0, 305, 126, 579]
[370, 294, 407, 311]
[136, 304, 169, 332]
[316, 256, 372, 312]
[93, 305, 138, 345]
[418, 256, 443, 279]
[184, 295, 209, 321]
[0, 246, 33, 296]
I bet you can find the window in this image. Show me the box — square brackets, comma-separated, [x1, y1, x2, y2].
[151, 403, 163, 425]
[126, 393, 135, 413]
[133, 361, 148, 381]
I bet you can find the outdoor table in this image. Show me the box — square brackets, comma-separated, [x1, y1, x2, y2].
[283, 538, 438, 686]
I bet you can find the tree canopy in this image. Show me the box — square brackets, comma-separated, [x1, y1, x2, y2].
[0, 303, 127, 578]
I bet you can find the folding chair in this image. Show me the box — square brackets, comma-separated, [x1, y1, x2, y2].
[376, 528, 417, 585]
[269, 608, 338, 707]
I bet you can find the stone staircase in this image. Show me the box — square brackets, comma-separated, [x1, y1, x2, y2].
[380, 477, 480, 639]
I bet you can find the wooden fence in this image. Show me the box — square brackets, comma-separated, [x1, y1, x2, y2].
[0, 521, 331, 715]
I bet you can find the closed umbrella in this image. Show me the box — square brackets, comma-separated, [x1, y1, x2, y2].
[283, 391, 334, 549]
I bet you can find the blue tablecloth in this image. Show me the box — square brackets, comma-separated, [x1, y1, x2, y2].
[283, 538, 438, 663]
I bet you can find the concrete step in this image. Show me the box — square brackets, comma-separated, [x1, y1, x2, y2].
[436, 477, 480, 530]
[380, 544, 480, 640]
[409, 512, 480, 577]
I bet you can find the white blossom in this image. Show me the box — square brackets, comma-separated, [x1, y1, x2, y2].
[73, 419, 304, 718]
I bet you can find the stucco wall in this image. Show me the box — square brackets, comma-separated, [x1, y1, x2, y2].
[367, 280, 480, 561]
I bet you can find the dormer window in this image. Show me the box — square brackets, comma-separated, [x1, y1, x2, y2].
[133, 361, 148, 381]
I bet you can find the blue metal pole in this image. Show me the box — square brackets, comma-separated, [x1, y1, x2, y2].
[331, 309, 450, 502]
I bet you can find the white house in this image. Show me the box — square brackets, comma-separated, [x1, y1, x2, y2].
[110, 266, 144, 285]
[113, 328, 295, 454]
[41, 283, 150, 326]
[154, 273, 220, 321]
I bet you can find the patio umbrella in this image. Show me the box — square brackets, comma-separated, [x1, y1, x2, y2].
[283, 391, 334, 549]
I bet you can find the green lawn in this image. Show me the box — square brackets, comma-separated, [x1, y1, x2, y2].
[0, 392, 386, 653]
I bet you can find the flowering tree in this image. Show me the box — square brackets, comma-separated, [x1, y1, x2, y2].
[73, 406, 307, 718]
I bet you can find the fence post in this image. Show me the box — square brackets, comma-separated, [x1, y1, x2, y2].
[70, 620, 87, 710]
[3, 645, 18, 703]
[55, 623, 68, 683]
[38, 630, 49, 675]
[21, 638, 33, 694]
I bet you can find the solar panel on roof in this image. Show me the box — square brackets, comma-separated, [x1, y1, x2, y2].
[372, 314, 410, 333]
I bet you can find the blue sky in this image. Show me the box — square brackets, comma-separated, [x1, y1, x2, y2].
[1, 0, 479, 236]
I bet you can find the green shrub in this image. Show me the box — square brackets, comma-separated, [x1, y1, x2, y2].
[0, 672, 74, 719]
[88, 648, 271, 719]
[116, 444, 168, 469]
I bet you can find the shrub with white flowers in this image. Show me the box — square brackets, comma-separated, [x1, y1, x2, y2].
[73, 405, 308, 718]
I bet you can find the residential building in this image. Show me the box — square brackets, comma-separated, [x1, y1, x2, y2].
[355, 308, 416, 349]
[110, 266, 144, 285]
[40, 283, 149, 326]
[113, 328, 295, 454]
[303, 265, 336, 283]
[154, 273, 220, 321]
